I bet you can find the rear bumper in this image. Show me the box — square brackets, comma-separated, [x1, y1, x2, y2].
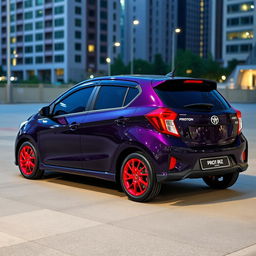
[156, 134, 248, 182]
[156, 163, 248, 182]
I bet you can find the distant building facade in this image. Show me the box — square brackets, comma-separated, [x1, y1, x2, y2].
[122, 0, 177, 64]
[0, 0, 121, 83]
[210, 0, 224, 63]
[222, 0, 255, 67]
[86, 0, 121, 75]
[177, 0, 211, 58]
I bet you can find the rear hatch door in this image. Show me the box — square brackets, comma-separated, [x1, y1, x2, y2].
[154, 79, 239, 147]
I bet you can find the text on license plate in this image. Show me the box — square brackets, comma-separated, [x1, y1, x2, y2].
[200, 156, 230, 170]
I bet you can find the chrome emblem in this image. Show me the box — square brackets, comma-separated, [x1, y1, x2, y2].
[210, 115, 219, 125]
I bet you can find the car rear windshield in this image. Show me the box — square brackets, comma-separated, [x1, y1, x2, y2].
[154, 81, 230, 111]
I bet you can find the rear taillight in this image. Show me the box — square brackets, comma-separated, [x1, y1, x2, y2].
[145, 108, 180, 137]
[235, 109, 243, 134]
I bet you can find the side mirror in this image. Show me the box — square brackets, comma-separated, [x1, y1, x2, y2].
[39, 106, 50, 117]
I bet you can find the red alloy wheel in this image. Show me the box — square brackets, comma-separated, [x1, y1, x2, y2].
[122, 158, 149, 196]
[19, 145, 36, 176]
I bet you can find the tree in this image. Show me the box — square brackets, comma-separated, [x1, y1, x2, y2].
[0, 66, 3, 76]
[174, 50, 204, 78]
[152, 54, 168, 75]
[133, 59, 153, 74]
[111, 56, 129, 75]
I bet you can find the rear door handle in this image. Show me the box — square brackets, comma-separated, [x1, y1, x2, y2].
[69, 122, 80, 131]
[115, 117, 129, 126]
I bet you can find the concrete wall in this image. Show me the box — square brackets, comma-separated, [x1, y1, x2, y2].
[0, 86, 69, 104]
[218, 89, 256, 103]
[1, 86, 256, 104]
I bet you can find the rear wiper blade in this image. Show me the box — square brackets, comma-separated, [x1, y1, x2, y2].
[184, 103, 214, 109]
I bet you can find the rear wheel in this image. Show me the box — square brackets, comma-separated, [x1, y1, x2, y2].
[202, 172, 239, 189]
[18, 141, 44, 179]
[120, 152, 161, 202]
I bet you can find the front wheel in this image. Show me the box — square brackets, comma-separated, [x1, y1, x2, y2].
[120, 152, 161, 202]
[202, 172, 239, 189]
[18, 141, 44, 179]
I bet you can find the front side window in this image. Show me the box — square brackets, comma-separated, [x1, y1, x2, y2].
[94, 86, 128, 110]
[53, 87, 94, 116]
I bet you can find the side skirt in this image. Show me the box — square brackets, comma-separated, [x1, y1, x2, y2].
[40, 163, 116, 182]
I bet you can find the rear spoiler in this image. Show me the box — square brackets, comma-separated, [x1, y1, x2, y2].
[153, 79, 217, 91]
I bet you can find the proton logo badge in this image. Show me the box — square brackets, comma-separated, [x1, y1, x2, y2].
[210, 115, 219, 125]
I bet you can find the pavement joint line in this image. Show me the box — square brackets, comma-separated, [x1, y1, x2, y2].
[0, 240, 73, 256]
[104, 213, 224, 254]
[224, 243, 256, 256]
[34, 221, 221, 255]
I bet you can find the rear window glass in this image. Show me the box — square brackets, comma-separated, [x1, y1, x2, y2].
[155, 82, 230, 111]
[124, 88, 139, 105]
[94, 86, 127, 110]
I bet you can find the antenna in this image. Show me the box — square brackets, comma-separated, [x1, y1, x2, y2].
[166, 68, 176, 78]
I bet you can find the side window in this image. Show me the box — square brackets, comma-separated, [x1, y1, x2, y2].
[124, 87, 139, 105]
[53, 87, 94, 115]
[94, 86, 127, 110]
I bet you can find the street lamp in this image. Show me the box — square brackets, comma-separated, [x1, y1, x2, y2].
[6, 0, 12, 103]
[106, 41, 121, 76]
[130, 19, 140, 74]
[172, 28, 181, 71]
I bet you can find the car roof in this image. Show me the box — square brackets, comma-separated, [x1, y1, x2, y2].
[77, 75, 216, 88]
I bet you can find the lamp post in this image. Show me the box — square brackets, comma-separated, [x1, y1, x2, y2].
[106, 41, 121, 76]
[6, 0, 12, 103]
[130, 19, 139, 74]
[171, 28, 181, 71]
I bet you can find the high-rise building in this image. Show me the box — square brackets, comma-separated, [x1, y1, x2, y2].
[0, 0, 121, 83]
[0, 0, 87, 83]
[122, 0, 177, 65]
[177, 0, 211, 58]
[86, 0, 121, 75]
[221, 0, 255, 67]
[210, 0, 223, 63]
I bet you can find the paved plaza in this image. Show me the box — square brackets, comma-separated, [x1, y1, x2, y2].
[0, 103, 255, 256]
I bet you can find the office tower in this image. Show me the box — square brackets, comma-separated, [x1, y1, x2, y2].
[0, 0, 121, 83]
[177, 0, 211, 58]
[86, 0, 121, 74]
[222, 0, 255, 66]
[122, 0, 177, 64]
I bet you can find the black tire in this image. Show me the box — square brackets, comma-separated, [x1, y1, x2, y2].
[202, 172, 239, 189]
[18, 141, 44, 179]
[120, 152, 161, 202]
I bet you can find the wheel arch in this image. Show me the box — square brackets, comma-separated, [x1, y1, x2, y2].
[15, 135, 38, 165]
[113, 144, 156, 185]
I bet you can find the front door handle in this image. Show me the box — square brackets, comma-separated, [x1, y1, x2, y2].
[69, 122, 80, 131]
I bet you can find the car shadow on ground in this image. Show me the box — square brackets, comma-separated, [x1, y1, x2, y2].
[43, 172, 256, 205]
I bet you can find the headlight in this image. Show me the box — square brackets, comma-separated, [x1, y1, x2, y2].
[19, 121, 28, 129]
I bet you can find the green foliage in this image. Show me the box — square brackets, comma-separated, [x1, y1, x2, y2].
[20, 75, 40, 84]
[111, 56, 129, 75]
[174, 50, 230, 81]
[152, 54, 168, 75]
[111, 51, 234, 81]
[0, 66, 3, 76]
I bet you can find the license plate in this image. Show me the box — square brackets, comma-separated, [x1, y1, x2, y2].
[200, 156, 230, 170]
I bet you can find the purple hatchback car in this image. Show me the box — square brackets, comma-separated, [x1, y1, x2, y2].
[15, 75, 248, 202]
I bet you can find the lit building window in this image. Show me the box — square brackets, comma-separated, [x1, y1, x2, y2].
[12, 58, 17, 66]
[11, 37, 16, 43]
[56, 69, 64, 76]
[88, 44, 95, 52]
[227, 31, 254, 40]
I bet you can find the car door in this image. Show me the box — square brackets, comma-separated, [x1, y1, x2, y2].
[80, 80, 140, 172]
[38, 83, 97, 169]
